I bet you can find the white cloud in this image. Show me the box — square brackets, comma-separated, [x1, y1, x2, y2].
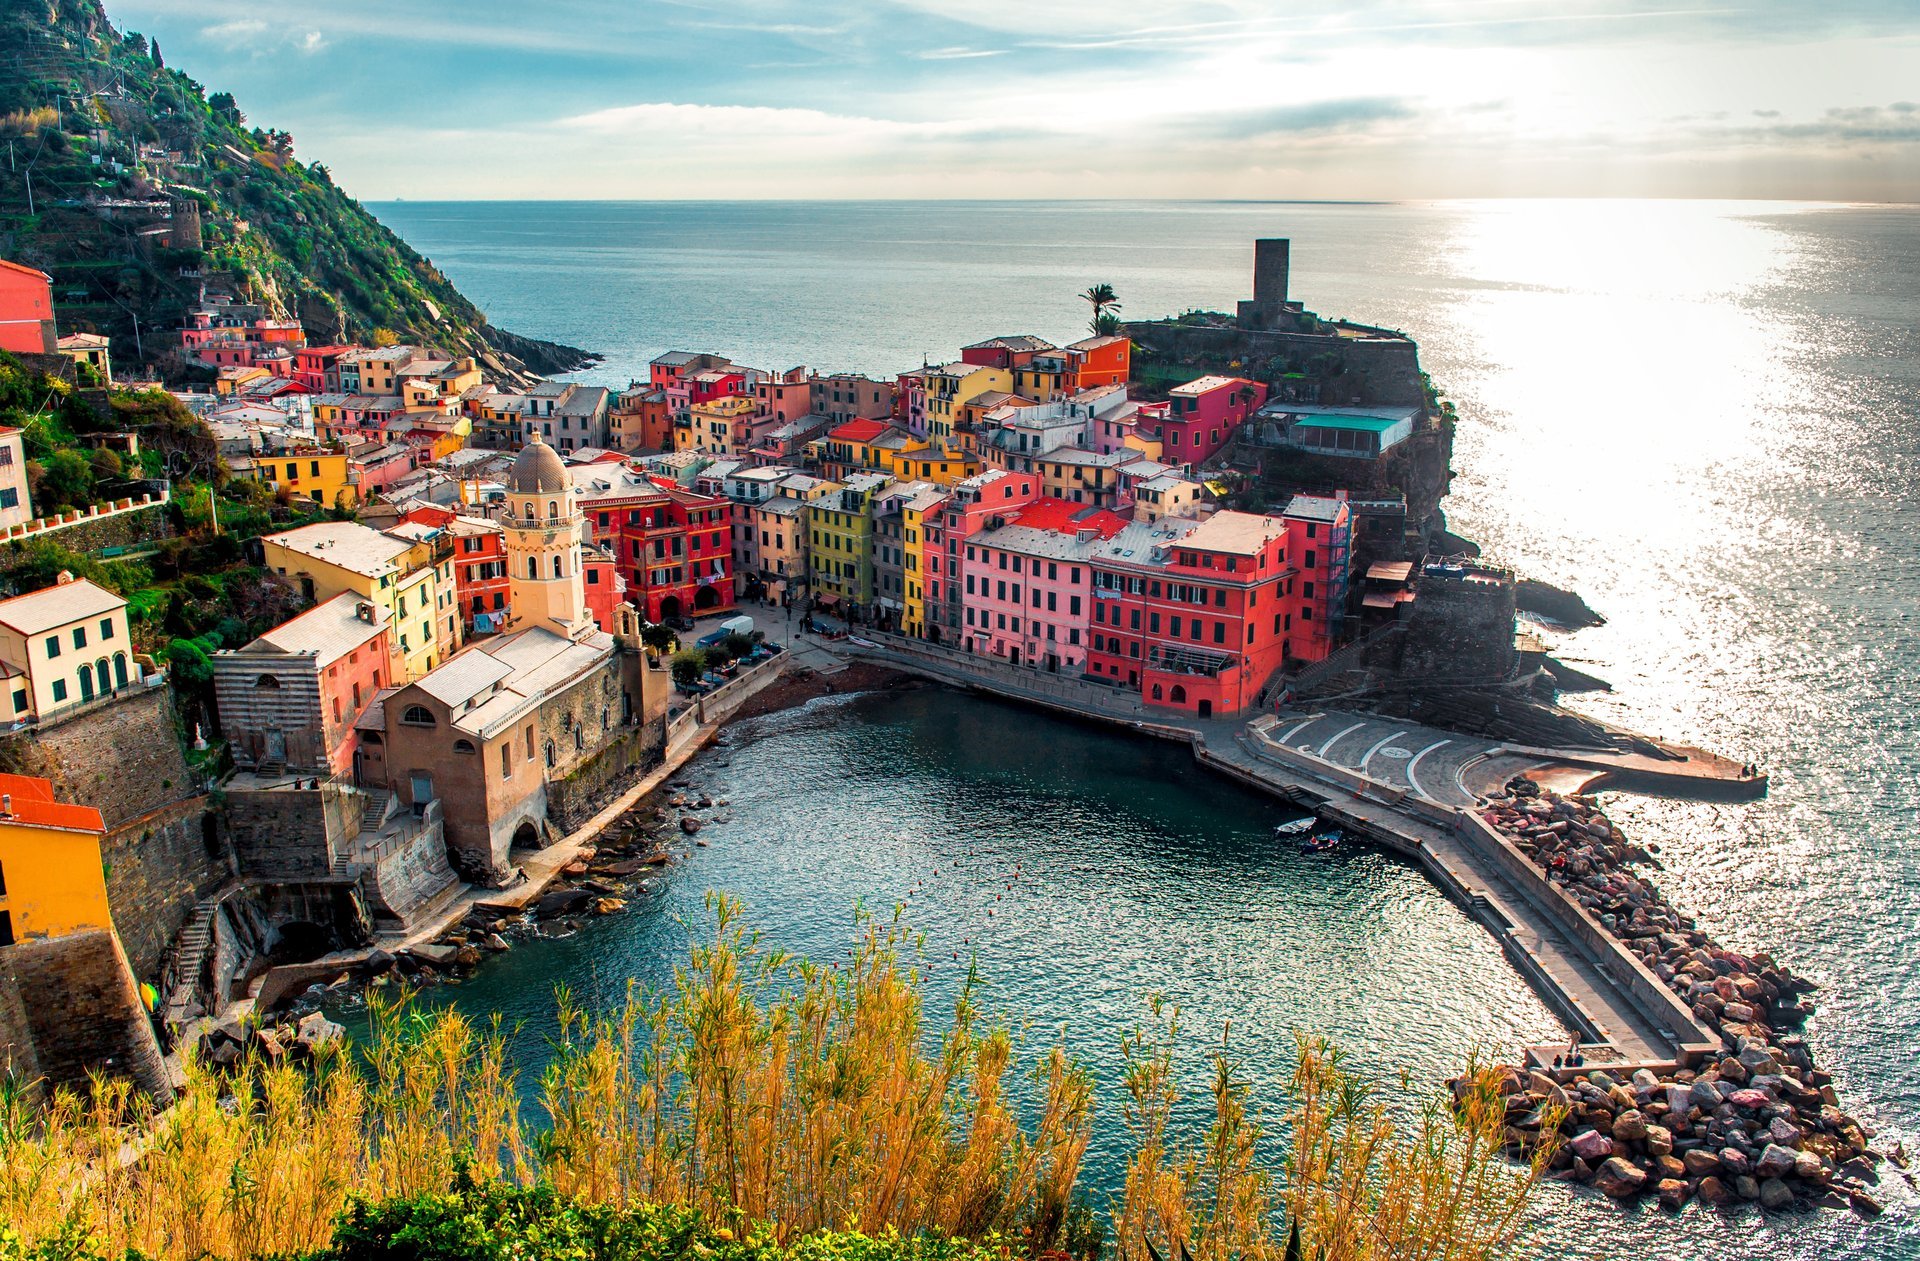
[201, 16, 327, 54]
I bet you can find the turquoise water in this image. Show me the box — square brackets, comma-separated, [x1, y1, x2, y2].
[364, 199, 1920, 1257]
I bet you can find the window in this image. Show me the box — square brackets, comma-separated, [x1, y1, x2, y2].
[51, 679, 66, 703]
[44, 635, 59, 659]
[454, 739, 476, 754]
[100, 618, 114, 640]
[401, 705, 436, 727]
[526, 727, 535, 761]
[0, 489, 15, 510]
[545, 741, 557, 768]
[501, 745, 513, 778]
[254, 674, 280, 689]
[9, 689, 22, 713]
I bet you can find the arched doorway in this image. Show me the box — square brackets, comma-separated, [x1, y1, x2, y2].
[659, 595, 683, 622]
[694, 584, 720, 610]
[78, 668, 94, 702]
[113, 653, 127, 688]
[510, 819, 541, 852]
[1169, 684, 1187, 705]
[95, 659, 111, 695]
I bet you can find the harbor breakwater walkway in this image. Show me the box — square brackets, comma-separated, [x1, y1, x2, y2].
[825, 629, 1742, 1075]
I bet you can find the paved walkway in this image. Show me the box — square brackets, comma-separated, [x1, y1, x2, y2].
[1263, 710, 1511, 806]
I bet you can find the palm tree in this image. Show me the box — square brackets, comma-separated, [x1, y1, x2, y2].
[1081, 283, 1121, 335]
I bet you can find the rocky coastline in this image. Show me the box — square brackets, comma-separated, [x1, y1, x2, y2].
[1469, 777, 1894, 1217]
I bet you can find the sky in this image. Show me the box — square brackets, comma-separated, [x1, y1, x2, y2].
[110, 0, 1920, 202]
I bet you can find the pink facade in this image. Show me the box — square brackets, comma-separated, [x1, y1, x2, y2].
[960, 498, 1125, 671]
[582, 550, 629, 633]
[1157, 376, 1268, 464]
[920, 469, 1042, 645]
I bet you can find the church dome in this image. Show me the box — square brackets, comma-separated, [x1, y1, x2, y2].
[507, 437, 569, 495]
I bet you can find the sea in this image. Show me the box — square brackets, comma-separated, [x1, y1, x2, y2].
[363, 198, 1920, 1259]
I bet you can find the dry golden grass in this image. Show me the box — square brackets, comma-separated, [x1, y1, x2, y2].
[0, 895, 1552, 1261]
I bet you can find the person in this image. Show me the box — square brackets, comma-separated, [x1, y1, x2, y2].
[1552, 1055, 1564, 1070]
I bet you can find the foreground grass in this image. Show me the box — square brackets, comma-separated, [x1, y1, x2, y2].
[0, 896, 1557, 1261]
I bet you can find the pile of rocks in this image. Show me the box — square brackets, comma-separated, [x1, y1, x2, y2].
[1471, 778, 1887, 1216]
[187, 1009, 345, 1067]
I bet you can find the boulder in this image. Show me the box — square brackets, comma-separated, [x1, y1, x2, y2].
[535, 889, 591, 917]
[294, 1012, 343, 1053]
[1593, 1157, 1648, 1199]
[592, 897, 627, 915]
[1645, 1125, 1674, 1158]
[1727, 1088, 1773, 1110]
[1696, 1176, 1733, 1205]
[1612, 1110, 1649, 1144]
[409, 942, 458, 966]
[483, 933, 510, 952]
[1690, 1079, 1726, 1109]
[1682, 1149, 1722, 1178]
[1655, 1178, 1689, 1209]
[1733, 1175, 1761, 1201]
[1719, 1147, 1752, 1177]
[1754, 1144, 1797, 1180]
[1849, 1189, 1883, 1217]
[680, 816, 703, 834]
[452, 946, 483, 968]
[1757, 1178, 1795, 1210]
[1570, 1129, 1615, 1162]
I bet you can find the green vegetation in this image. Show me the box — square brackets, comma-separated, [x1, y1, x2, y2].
[669, 647, 710, 688]
[0, 899, 1556, 1261]
[0, 1, 587, 376]
[1081, 283, 1122, 338]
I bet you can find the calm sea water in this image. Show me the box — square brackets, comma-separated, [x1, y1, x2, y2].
[366, 199, 1920, 1258]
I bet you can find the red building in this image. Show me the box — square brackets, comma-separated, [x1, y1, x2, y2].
[610, 387, 673, 452]
[575, 465, 736, 622]
[294, 344, 354, 393]
[921, 469, 1044, 645]
[0, 259, 57, 355]
[1085, 504, 1343, 718]
[405, 506, 510, 632]
[1157, 375, 1268, 465]
[581, 547, 629, 633]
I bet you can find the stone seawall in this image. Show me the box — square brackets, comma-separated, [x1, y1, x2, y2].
[1125, 320, 1427, 408]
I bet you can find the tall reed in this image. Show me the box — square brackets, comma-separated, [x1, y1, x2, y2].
[0, 895, 1552, 1261]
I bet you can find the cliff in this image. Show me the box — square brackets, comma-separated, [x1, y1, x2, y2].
[0, 0, 591, 381]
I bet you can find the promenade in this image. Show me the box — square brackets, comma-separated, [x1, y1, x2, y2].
[819, 628, 1726, 1073]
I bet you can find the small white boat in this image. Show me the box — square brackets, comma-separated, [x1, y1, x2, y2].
[1273, 817, 1317, 837]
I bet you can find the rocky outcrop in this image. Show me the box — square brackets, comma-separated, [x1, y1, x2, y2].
[1466, 779, 1883, 1215]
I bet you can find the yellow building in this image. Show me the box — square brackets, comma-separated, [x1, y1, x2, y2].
[690, 395, 756, 456]
[0, 576, 141, 721]
[0, 774, 111, 943]
[240, 448, 358, 509]
[885, 440, 981, 487]
[924, 363, 1013, 441]
[900, 486, 948, 637]
[262, 521, 459, 681]
[806, 473, 890, 611]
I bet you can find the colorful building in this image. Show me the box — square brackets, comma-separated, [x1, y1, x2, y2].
[807, 472, 891, 615]
[573, 464, 736, 622]
[0, 774, 112, 943]
[262, 521, 458, 682]
[0, 426, 31, 529]
[1067, 335, 1130, 389]
[0, 260, 56, 355]
[239, 447, 357, 509]
[809, 372, 895, 424]
[922, 362, 1014, 441]
[899, 486, 948, 638]
[959, 498, 1125, 671]
[920, 469, 1043, 645]
[1158, 375, 1269, 465]
[609, 387, 672, 452]
[0, 576, 141, 722]
[212, 592, 392, 776]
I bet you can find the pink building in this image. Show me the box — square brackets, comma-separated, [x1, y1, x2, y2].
[211, 593, 393, 776]
[920, 468, 1042, 646]
[960, 498, 1126, 672]
[1157, 375, 1268, 465]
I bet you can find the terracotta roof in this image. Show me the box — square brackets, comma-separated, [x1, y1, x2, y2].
[829, 419, 889, 443]
[0, 259, 51, 284]
[0, 772, 104, 834]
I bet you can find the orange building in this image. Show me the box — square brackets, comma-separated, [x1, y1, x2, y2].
[1069, 335, 1130, 389]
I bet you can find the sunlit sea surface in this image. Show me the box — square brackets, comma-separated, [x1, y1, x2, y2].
[365, 199, 1920, 1259]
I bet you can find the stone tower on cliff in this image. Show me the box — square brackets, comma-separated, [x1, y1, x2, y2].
[501, 437, 595, 641]
[1236, 238, 1294, 330]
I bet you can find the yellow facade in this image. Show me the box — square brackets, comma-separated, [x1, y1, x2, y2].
[0, 579, 138, 721]
[262, 524, 458, 682]
[806, 478, 887, 608]
[900, 492, 947, 637]
[243, 449, 357, 509]
[691, 396, 755, 456]
[885, 442, 980, 487]
[0, 778, 111, 942]
[924, 365, 1013, 441]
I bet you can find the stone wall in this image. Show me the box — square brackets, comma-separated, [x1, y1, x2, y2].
[1124, 320, 1428, 409]
[102, 798, 229, 982]
[1398, 569, 1519, 683]
[545, 716, 666, 834]
[0, 930, 172, 1104]
[27, 686, 195, 828]
[226, 783, 360, 881]
[0, 500, 173, 563]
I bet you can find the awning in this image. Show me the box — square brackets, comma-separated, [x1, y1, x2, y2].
[1366, 560, 1414, 582]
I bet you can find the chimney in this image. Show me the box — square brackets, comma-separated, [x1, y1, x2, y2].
[55, 570, 75, 585]
[1, 793, 11, 817]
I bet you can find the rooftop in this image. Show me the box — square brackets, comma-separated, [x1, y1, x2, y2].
[1182, 510, 1287, 555]
[0, 577, 125, 636]
[265, 521, 416, 579]
[247, 592, 387, 666]
[829, 419, 891, 444]
[1170, 374, 1248, 396]
[1283, 494, 1349, 524]
[0, 773, 104, 835]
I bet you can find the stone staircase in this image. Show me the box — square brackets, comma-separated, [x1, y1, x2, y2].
[161, 889, 229, 1028]
[358, 788, 394, 835]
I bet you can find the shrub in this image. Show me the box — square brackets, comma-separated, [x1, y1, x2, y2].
[669, 648, 708, 688]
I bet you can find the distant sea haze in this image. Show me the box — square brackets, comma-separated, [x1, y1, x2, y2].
[371, 198, 1920, 1260]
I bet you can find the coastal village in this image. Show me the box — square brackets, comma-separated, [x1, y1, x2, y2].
[0, 237, 1893, 1223]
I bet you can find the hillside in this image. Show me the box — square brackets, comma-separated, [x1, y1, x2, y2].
[0, 0, 591, 381]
